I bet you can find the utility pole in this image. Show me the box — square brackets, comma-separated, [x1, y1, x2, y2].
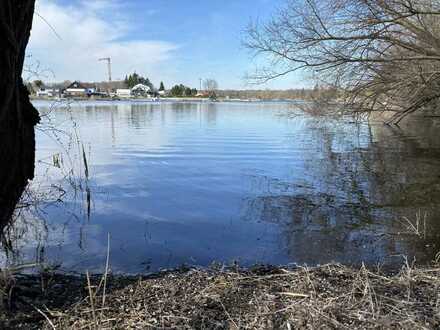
[99, 57, 112, 82]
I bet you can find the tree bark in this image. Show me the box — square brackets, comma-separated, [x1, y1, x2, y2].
[0, 1, 39, 232]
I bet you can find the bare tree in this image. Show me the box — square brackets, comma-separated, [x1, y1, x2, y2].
[203, 79, 219, 99]
[0, 1, 40, 232]
[245, 0, 440, 123]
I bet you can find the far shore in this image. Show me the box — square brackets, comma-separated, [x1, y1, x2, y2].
[30, 96, 305, 103]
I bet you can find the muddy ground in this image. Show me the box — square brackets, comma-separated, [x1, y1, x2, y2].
[1, 263, 439, 329]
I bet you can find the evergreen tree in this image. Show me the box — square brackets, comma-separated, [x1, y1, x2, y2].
[159, 82, 165, 91]
[169, 84, 198, 97]
[143, 77, 154, 91]
[125, 73, 155, 90]
[33, 80, 44, 89]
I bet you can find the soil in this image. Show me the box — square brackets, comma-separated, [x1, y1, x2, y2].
[1, 263, 439, 329]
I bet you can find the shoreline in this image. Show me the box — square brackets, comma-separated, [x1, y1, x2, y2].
[1, 262, 439, 329]
[30, 96, 304, 103]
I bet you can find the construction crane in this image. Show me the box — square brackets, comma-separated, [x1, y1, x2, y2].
[98, 57, 112, 82]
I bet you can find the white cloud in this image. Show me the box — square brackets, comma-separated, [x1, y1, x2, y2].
[27, 0, 178, 84]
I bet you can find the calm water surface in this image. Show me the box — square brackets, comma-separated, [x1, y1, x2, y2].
[3, 100, 440, 273]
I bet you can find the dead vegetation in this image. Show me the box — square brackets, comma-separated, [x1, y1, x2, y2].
[0, 262, 439, 329]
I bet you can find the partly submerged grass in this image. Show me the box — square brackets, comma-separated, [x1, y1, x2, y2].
[1, 263, 439, 329]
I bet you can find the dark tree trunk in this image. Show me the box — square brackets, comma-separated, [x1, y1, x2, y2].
[0, 1, 40, 232]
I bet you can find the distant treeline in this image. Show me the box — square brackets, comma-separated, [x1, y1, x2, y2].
[30, 78, 338, 100]
[217, 88, 337, 100]
[169, 84, 198, 97]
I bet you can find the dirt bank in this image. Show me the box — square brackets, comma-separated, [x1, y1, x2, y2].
[1, 263, 439, 329]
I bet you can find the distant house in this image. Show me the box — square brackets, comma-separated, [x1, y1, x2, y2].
[64, 81, 96, 97]
[36, 88, 58, 98]
[115, 84, 157, 98]
[64, 81, 87, 96]
[95, 80, 127, 93]
[131, 84, 151, 97]
[116, 89, 132, 98]
[196, 91, 208, 97]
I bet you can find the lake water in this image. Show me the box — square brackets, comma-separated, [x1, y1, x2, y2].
[3, 100, 440, 273]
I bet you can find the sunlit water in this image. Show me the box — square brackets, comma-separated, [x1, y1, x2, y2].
[3, 100, 440, 273]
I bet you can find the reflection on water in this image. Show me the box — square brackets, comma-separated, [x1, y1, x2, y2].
[2, 100, 440, 273]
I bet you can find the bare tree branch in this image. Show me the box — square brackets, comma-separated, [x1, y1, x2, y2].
[245, 0, 440, 123]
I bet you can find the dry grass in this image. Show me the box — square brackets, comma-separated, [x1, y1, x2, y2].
[400, 211, 428, 239]
[8, 262, 431, 330]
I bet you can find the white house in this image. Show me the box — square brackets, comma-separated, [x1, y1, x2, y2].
[116, 89, 132, 98]
[64, 81, 93, 97]
[131, 84, 151, 97]
[36, 89, 56, 97]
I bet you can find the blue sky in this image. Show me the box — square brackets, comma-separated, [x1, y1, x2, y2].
[27, 0, 305, 89]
